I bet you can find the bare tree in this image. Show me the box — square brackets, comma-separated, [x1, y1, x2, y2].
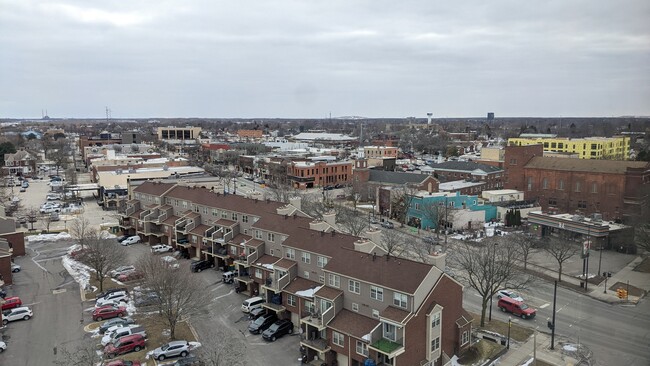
[336, 207, 369, 236]
[511, 233, 539, 270]
[26, 207, 39, 231]
[450, 237, 533, 327]
[543, 236, 580, 282]
[390, 184, 418, 227]
[137, 254, 213, 339]
[267, 184, 296, 203]
[53, 336, 103, 366]
[379, 229, 408, 256]
[78, 238, 128, 292]
[300, 193, 333, 219]
[635, 224, 650, 253]
[69, 216, 98, 249]
[41, 213, 54, 233]
[195, 327, 248, 366]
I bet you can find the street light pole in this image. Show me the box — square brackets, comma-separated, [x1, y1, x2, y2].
[550, 280, 558, 350]
[489, 242, 497, 321]
[507, 317, 512, 349]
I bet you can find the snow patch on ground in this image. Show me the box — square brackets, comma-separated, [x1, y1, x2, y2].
[28, 232, 72, 243]
[520, 357, 534, 366]
[99, 230, 117, 239]
[62, 255, 92, 290]
[563, 344, 578, 352]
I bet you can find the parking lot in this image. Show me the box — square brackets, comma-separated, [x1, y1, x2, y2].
[2, 172, 300, 365]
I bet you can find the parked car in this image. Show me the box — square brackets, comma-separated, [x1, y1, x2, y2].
[47, 193, 62, 200]
[103, 334, 146, 359]
[151, 340, 191, 361]
[151, 244, 173, 253]
[0, 287, 7, 298]
[96, 287, 129, 300]
[381, 221, 395, 229]
[498, 296, 536, 319]
[19, 187, 26, 192]
[117, 271, 144, 282]
[248, 307, 267, 320]
[176, 238, 189, 244]
[134, 292, 161, 308]
[248, 313, 278, 334]
[1, 296, 22, 311]
[96, 298, 127, 309]
[169, 356, 204, 366]
[11, 263, 21, 273]
[161, 256, 180, 269]
[370, 217, 379, 224]
[102, 326, 147, 346]
[0, 340, 6, 353]
[262, 319, 294, 341]
[102, 324, 138, 343]
[110, 266, 136, 278]
[190, 260, 214, 273]
[2, 306, 33, 325]
[105, 360, 141, 366]
[121, 236, 141, 246]
[116, 235, 129, 243]
[39, 206, 60, 214]
[93, 305, 127, 321]
[99, 317, 135, 333]
[497, 290, 524, 302]
[96, 291, 129, 307]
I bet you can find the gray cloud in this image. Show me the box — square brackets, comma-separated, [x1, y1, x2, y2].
[1, 0, 648, 118]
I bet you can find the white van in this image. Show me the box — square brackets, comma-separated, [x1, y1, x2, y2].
[241, 296, 264, 313]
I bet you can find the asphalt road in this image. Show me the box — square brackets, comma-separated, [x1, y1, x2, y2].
[463, 281, 650, 366]
[1, 239, 84, 365]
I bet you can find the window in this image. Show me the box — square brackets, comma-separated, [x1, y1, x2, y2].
[332, 331, 344, 347]
[242, 215, 248, 223]
[527, 177, 533, 191]
[383, 322, 396, 342]
[356, 341, 369, 356]
[317, 256, 328, 268]
[575, 181, 582, 192]
[352, 303, 359, 312]
[461, 330, 470, 345]
[319, 275, 325, 283]
[191, 235, 197, 243]
[267, 232, 275, 242]
[349, 280, 360, 294]
[548, 198, 557, 206]
[372, 309, 380, 318]
[303, 271, 309, 279]
[578, 201, 587, 209]
[370, 286, 384, 301]
[591, 182, 598, 194]
[393, 292, 407, 308]
[431, 313, 441, 328]
[221, 211, 228, 219]
[431, 336, 440, 352]
[509, 158, 517, 165]
[231, 213, 238, 221]
[212, 209, 218, 217]
[542, 178, 549, 189]
[255, 268, 262, 278]
[558, 179, 565, 190]
[287, 294, 296, 307]
[301, 252, 311, 264]
[255, 230, 262, 239]
[328, 274, 340, 288]
[182, 201, 188, 209]
[286, 248, 295, 260]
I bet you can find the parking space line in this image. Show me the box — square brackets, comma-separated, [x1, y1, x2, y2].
[540, 303, 550, 309]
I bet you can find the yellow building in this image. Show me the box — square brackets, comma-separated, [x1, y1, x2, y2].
[507, 136, 630, 160]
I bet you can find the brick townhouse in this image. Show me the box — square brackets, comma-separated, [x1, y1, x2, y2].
[120, 181, 472, 366]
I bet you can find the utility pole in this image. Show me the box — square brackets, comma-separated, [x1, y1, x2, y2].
[550, 280, 558, 349]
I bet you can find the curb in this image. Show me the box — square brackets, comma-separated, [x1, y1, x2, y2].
[185, 320, 200, 342]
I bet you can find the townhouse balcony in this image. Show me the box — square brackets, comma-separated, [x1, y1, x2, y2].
[143, 210, 158, 222]
[125, 206, 136, 216]
[155, 211, 168, 224]
[184, 220, 196, 233]
[139, 209, 151, 220]
[205, 226, 216, 240]
[175, 219, 187, 231]
[118, 217, 132, 229]
[262, 273, 291, 292]
[234, 250, 259, 267]
[300, 306, 334, 330]
[300, 334, 330, 353]
[369, 338, 405, 359]
[262, 301, 286, 313]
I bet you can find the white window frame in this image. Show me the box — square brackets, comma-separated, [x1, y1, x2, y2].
[287, 294, 296, 307]
[383, 322, 396, 342]
[286, 248, 296, 260]
[431, 312, 440, 328]
[393, 292, 407, 308]
[301, 252, 311, 264]
[317, 256, 328, 268]
[332, 331, 344, 347]
[461, 330, 469, 345]
[370, 286, 384, 301]
[348, 280, 360, 294]
[328, 274, 340, 288]
[356, 341, 368, 356]
[431, 336, 440, 352]
[267, 232, 275, 242]
[352, 302, 359, 312]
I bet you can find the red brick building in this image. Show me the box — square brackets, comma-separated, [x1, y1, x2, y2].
[287, 161, 353, 189]
[504, 145, 650, 222]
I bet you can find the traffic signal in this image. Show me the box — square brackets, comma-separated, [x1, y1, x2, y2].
[617, 288, 628, 299]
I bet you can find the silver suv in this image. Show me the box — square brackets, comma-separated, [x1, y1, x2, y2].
[152, 340, 191, 361]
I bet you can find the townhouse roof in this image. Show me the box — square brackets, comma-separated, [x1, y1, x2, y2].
[430, 161, 503, 173]
[133, 181, 176, 196]
[524, 157, 649, 174]
[252, 214, 313, 234]
[214, 218, 237, 227]
[163, 185, 284, 216]
[246, 239, 265, 248]
[184, 212, 200, 219]
[380, 306, 411, 325]
[314, 286, 343, 301]
[456, 309, 473, 327]
[324, 249, 436, 294]
[253, 255, 282, 270]
[229, 234, 252, 245]
[129, 209, 144, 219]
[190, 224, 211, 236]
[368, 170, 432, 185]
[274, 258, 297, 270]
[328, 310, 379, 340]
[163, 215, 179, 226]
[281, 227, 359, 258]
[284, 278, 322, 297]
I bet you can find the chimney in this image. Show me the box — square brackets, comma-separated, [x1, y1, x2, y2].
[372, 252, 376, 261]
[289, 196, 302, 211]
[322, 211, 336, 228]
[364, 227, 382, 247]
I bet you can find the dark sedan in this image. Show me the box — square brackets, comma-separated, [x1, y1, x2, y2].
[248, 313, 277, 334]
[262, 319, 294, 341]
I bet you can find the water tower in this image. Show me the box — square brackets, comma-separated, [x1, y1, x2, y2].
[427, 113, 433, 125]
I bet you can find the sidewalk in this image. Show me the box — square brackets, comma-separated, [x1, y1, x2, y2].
[498, 331, 581, 366]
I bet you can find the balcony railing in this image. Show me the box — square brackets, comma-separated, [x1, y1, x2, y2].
[370, 338, 404, 356]
[125, 206, 135, 216]
[143, 210, 158, 222]
[205, 226, 216, 239]
[184, 220, 196, 233]
[175, 219, 187, 231]
[139, 210, 150, 220]
[300, 334, 330, 353]
[156, 211, 168, 224]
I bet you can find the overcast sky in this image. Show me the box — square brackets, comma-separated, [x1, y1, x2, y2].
[1, 0, 649, 119]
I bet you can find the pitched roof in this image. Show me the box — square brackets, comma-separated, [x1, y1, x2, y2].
[274, 258, 297, 269]
[368, 170, 432, 185]
[324, 249, 437, 294]
[281, 227, 359, 257]
[164, 185, 284, 216]
[328, 310, 379, 340]
[133, 181, 176, 196]
[524, 157, 649, 174]
[380, 306, 410, 324]
[254, 255, 282, 266]
[314, 286, 343, 301]
[190, 224, 211, 236]
[430, 161, 503, 173]
[284, 277, 321, 296]
[162, 215, 179, 226]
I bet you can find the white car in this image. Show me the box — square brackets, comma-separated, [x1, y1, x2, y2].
[497, 289, 524, 302]
[0, 340, 6, 353]
[95, 298, 128, 309]
[39, 206, 61, 214]
[161, 256, 180, 269]
[97, 290, 130, 305]
[110, 266, 136, 278]
[46, 193, 62, 200]
[2, 306, 33, 325]
[101, 324, 140, 346]
[11, 262, 21, 273]
[121, 236, 141, 246]
[151, 244, 173, 253]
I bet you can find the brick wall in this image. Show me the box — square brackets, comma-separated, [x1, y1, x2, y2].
[504, 144, 544, 191]
[0, 232, 25, 257]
